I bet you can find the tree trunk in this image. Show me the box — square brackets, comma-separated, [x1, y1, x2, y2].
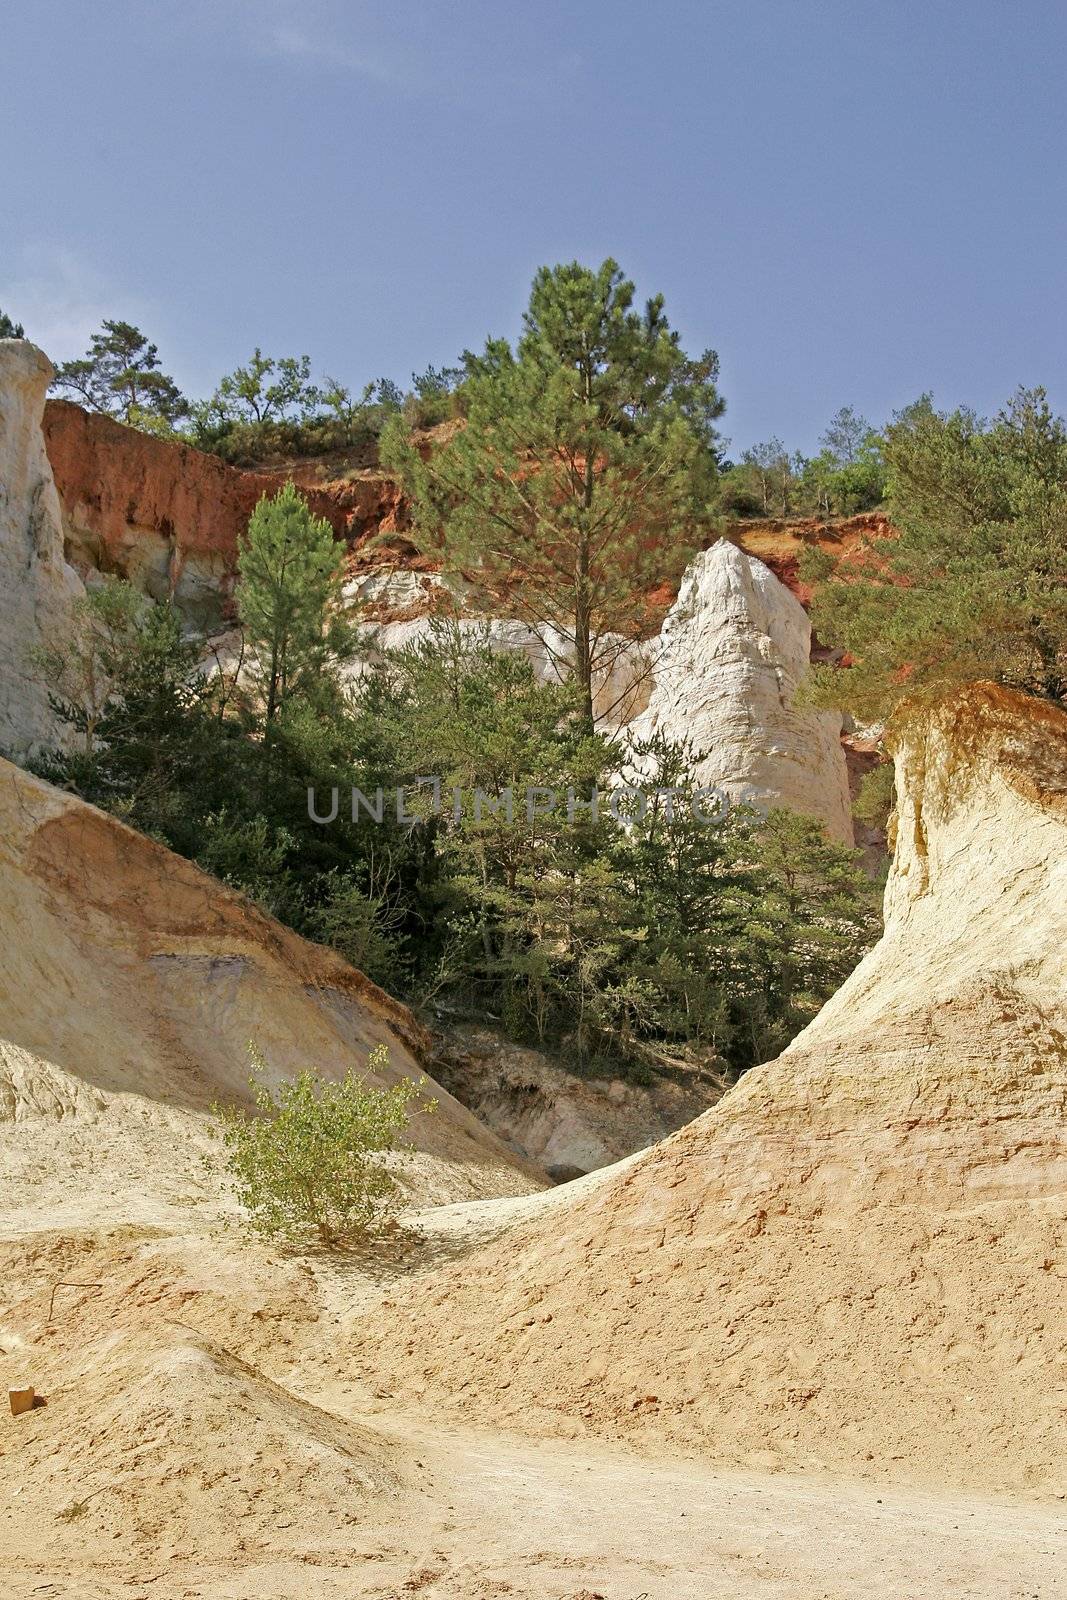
[576, 398, 596, 731]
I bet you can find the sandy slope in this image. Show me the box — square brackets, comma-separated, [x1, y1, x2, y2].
[353, 687, 1067, 1497]
[1, 692, 1065, 1592]
[0, 757, 545, 1229]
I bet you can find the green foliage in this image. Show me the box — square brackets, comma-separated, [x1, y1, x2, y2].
[803, 387, 1067, 721]
[721, 406, 886, 521]
[36, 314, 884, 1088]
[196, 813, 298, 920]
[348, 627, 878, 1073]
[402, 363, 466, 428]
[307, 868, 408, 991]
[235, 482, 354, 729]
[38, 573, 879, 1080]
[798, 448, 885, 520]
[186, 350, 323, 463]
[821, 404, 870, 465]
[316, 374, 383, 446]
[382, 258, 724, 727]
[738, 437, 795, 516]
[215, 1044, 432, 1246]
[351, 618, 614, 1020]
[0, 308, 25, 339]
[605, 732, 747, 1052]
[186, 364, 408, 466]
[852, 761, 895, 831]
[717, 463, 766, 518]
[214, 348, 319, 425]
[31, 579, 146, 758]
[46, 321, 459, 463]
[721, 807, 881, 1063]
[87, 603, 228, 845]
[51, 320, 188, 425]
[32, 583, 231, 851]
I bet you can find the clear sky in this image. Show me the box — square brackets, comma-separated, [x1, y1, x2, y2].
[3, 0, 1065, 455]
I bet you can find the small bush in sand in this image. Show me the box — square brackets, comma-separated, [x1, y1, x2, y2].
[215, 1044, 433, 1247]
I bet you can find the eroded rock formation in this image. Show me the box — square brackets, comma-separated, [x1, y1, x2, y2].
[627, 540, 853, 840]
[728, 510, 893, 614]
[355, 684, 1067, 1494]
[345, 546, 854, 838]
[0, 342, 84, 757]
[34, 396, 857, 835]
[430, 1024, 724, 1180]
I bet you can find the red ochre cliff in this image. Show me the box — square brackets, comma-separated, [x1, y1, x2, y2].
[42, 399, 891, 634]
[42, 400, 408, 625]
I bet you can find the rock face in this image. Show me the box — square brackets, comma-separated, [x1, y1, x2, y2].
[726, 510, 893, 614]
[0, 342, 84, 757]
[37, 403, 854, 832]
[43, 399, 404, 629]
[356, 685, 1067, 1494]
[627, 540, 853, 840]
[0, 757, 544, 1232]
[348, 546, 853, 837]
[430, 1024, 724, 1181]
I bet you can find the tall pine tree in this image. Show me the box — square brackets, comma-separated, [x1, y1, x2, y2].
[382, 259, 724, 728]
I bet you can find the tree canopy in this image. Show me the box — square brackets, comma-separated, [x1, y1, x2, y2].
[381, 258, 724, 727]
[235, 481, 354, 730]
[719, 405, 886, 520]
[51, 319, 188, 426]
[803, 387, 1067, 721]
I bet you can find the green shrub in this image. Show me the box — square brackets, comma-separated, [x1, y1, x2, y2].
[307, 873, 407, 991]
[853, 761, 895, 830]
[215, 1045, 433, 1246]
[805, 388, 1067, 719]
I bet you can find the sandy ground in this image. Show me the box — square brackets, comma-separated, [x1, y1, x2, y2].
[349, 692, 1067, 1505]
[5, 1381, 1065, 1599]
[2, 1193, 1064, 1600]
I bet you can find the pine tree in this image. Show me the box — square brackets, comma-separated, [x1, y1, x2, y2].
[235, 482, 353, 730]
[802, 387, 1067, 720]
[52, 319, 187, 425]
[382, 259, 724, 728]
[0, 308, 25, 339]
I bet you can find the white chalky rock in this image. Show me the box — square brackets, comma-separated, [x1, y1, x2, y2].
[0, 340, 84, 758]
[626, 540, 853, 841]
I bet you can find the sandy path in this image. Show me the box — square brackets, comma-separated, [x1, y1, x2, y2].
[7, 1410, 1065, 1599]
[384, 1435, 1067, 1599]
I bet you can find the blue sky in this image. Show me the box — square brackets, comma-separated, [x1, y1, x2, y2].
[3, 0, 1064, 454]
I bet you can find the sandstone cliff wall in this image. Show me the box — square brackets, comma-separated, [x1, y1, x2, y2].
[0, 342, 84, 757]
[42, 399, 404, 628]
[40, 401, 890, 625]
